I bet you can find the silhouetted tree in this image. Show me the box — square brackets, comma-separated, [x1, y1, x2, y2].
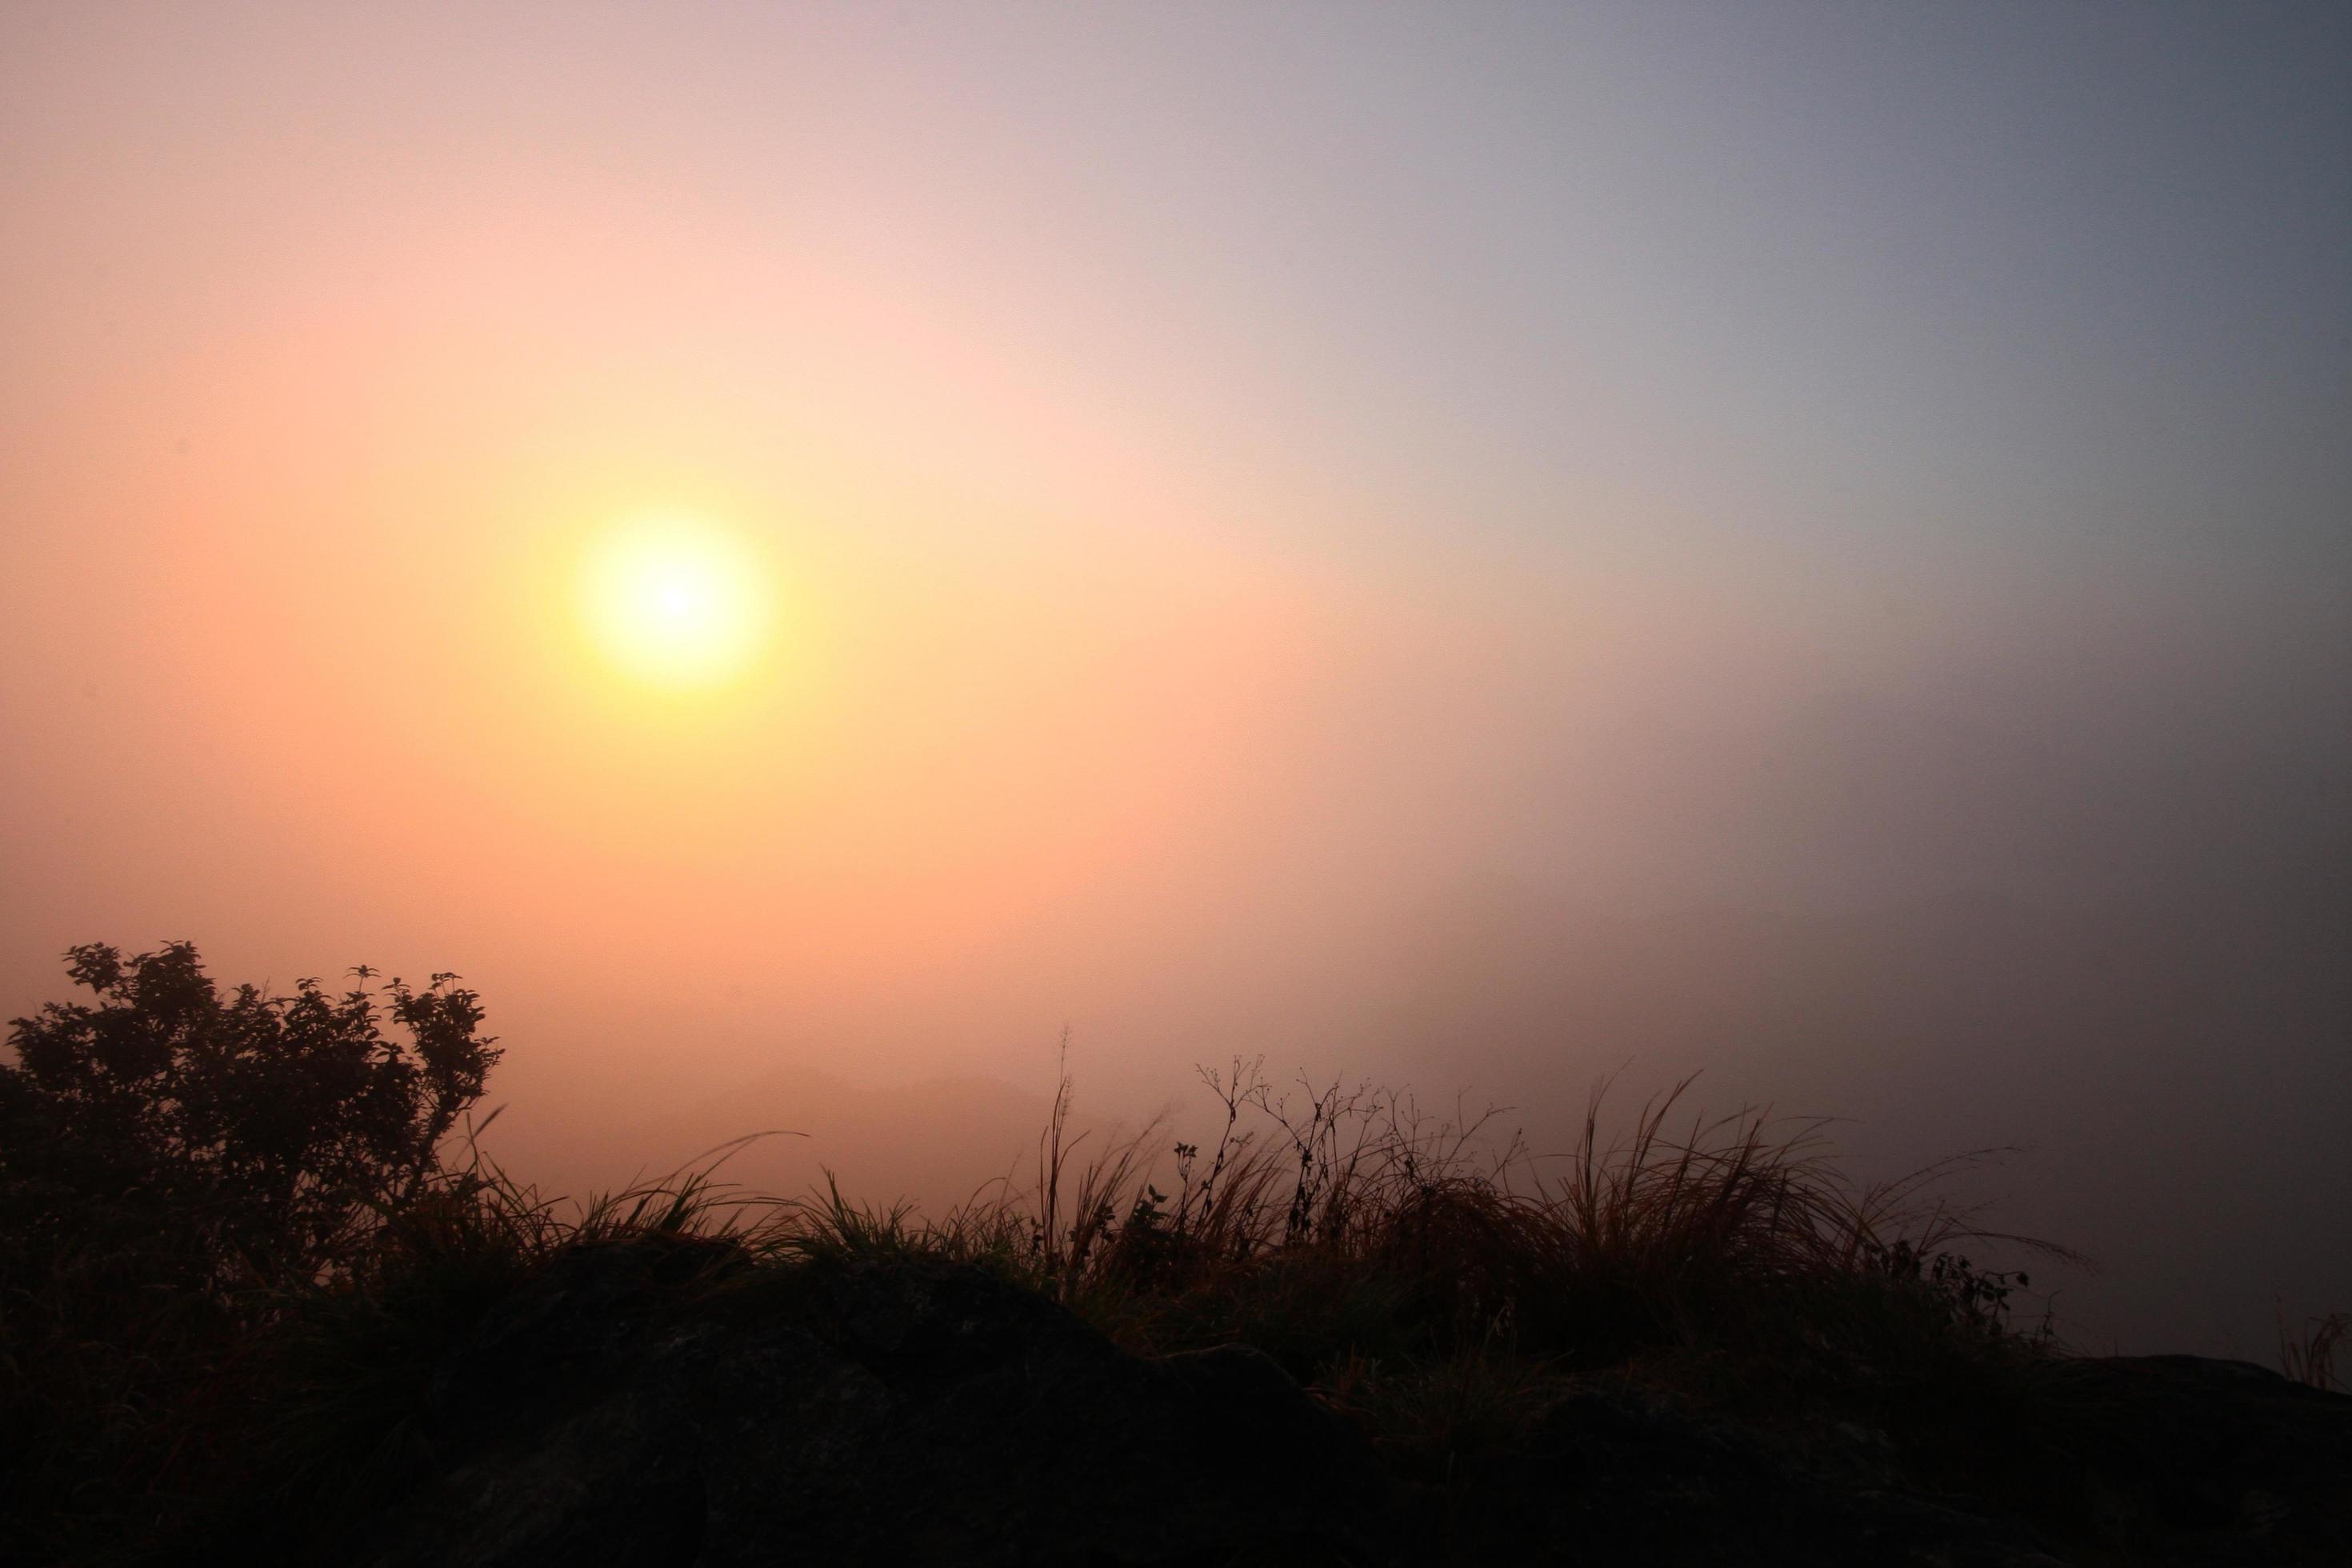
[0, 942, 498, 1554]
[0, 941, 498, 1292]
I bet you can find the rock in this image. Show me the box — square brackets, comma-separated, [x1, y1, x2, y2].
[2030, 1355, 2352, 1565]
[1458, 1384, 2069, 1566]
[354, 1247, 1393, 1567]
[1454, 1356, 2352, 1566]
[265, 1242, 2352, 1567]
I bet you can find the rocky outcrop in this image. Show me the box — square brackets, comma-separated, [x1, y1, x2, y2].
[2030, 1354, 2352, 1564]
[317, 1238, 2350, 1567]
[354, 1239, 1391, 1567]
[1462, 1385, 2071, 1566]
[1446, 1358, 2351, 1566]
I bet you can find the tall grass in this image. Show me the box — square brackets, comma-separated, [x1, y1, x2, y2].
[748, 1059, 2078, 1514]
[2281, 1311, 2348, 1393]
[918, 1062, 2062, 1368]
[6, 1065, 2080, 1562]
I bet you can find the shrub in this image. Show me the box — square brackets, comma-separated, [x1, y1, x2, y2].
[2, 942, 498, 1293]
[0, 941, 497, 1560]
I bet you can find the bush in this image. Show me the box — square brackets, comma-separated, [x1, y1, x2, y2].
[2, 942, 497, 1292]
[0, 941, 497, 1560]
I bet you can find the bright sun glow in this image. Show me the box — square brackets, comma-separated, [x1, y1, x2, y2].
[578, 516, 773, 690]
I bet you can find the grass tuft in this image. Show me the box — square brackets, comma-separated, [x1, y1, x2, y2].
[2281, 1310, 2349, 1394]
[6, 1063, 2106, 1562]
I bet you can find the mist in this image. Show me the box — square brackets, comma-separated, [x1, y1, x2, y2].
[3, 3, 2346, 1362]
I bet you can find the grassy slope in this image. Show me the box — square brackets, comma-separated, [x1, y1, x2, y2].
[10, 1066, 2341, 1563]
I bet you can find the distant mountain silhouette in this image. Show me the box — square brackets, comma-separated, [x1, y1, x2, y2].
[499, 1066, 1053, 1219]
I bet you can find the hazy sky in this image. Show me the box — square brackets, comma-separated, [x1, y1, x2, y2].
[2, 3, 2346, 1356]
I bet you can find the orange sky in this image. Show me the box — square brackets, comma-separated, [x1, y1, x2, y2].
[2, 4, 2346, 1358]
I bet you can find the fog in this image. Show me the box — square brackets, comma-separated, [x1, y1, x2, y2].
[2, 4, 2346, 1358]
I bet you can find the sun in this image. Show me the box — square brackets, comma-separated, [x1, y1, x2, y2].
[578, 515, 773, 690]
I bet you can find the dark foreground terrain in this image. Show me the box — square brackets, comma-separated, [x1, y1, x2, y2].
[176, 1235, 2346, 1568]
[6, 949, 2346, 1565]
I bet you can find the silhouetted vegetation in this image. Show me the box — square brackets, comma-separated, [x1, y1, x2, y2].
[2282, 1311, 2349, 1394]
[782, 1055, 2074, 1511]
[4, 946, 2346, 1565]
[0, 942, 497, 1562]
